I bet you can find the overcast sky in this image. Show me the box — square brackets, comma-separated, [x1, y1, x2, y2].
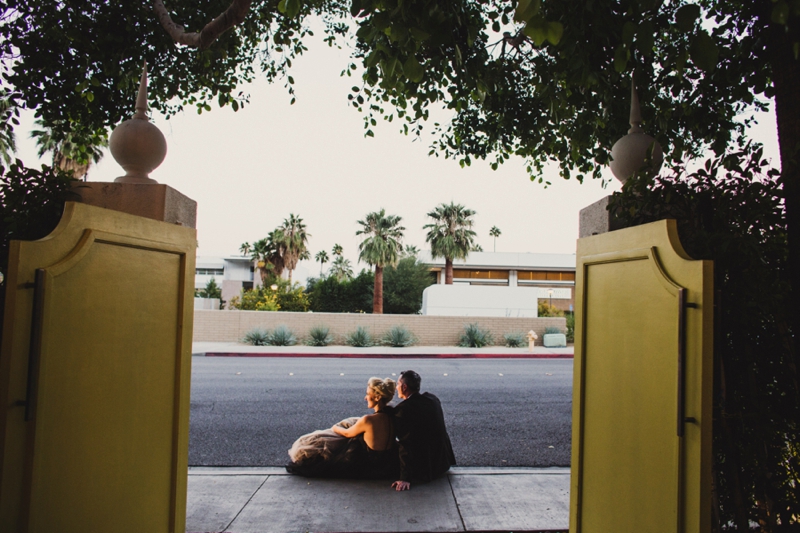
[13, 29, 780, 283]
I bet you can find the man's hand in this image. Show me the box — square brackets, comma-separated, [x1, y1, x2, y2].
[392, 481, 411, 491]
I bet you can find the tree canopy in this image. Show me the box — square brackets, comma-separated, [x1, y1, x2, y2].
[2, 3, 799, 528]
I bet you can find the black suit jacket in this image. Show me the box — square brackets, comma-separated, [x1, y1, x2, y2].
[393, 392, 456, 483]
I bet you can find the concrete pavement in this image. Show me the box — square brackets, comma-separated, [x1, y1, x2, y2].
[188, 344, 572, 532]
[187, 467, 570, 533]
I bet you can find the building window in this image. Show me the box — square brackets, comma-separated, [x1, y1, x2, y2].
[452, 269, 509, 280]
[517, 270, 575, 282]
[196, 268, 224, 276]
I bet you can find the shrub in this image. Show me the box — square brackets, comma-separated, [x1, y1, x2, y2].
[270, 278, 311, 312]
[565, 312, 575, 343]
[458, 323, 494, 348]
[345, 326, 374, 347]
[269, 325, 297, 346]
[503, 331, 526, 347]
[196, 277, 222, 300]
[382, 325, 416, 347]
[544, 326, 562, 335]
[228, 287, 280, 311]
[307, 269, 374, 313]
[538, 301, 564, 317]
[382, 257, 435, 314]
[243, 327, 270, 346]
[306, 325, 334, 347]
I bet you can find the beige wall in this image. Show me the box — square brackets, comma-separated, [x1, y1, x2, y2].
[193, 310, 567, 346]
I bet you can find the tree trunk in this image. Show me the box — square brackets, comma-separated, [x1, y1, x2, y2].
[445, 258, 453, 284]
[288, 268, 293, 286]
[373, 265, 383, 314]
[767, 16, 800, 394]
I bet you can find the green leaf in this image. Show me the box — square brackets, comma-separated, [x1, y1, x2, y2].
[614, 45, 630, 73]
[689, 30, 719, 72]
[636, 21, 655, 57]
[514, 0, 541, 23]
[546, 22, 564, 45]
[409, 28, 431, 42]
[283, 0, 301, 18]
[675, 4, 701, 32]
[522, 15, 548, 46]
[379, 57, 398, 78]
[277, 0, 287, 14]
[622, 21, 636, 45]
[772, 1, 790, 25]
[350, 0, 362, 17]
[403, 56, 424, 83]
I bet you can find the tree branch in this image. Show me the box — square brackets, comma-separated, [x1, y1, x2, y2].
[154, 0, 252, 50]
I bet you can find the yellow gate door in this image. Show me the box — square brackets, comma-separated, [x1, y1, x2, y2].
[0, 202, 196, 533]
[570, 220, 713, 533]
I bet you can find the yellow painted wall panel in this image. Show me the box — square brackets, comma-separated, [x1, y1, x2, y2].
[570, 220, 713, 533]
[0, 202, 196, 533]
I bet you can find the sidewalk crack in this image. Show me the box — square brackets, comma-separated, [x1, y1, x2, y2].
[222, 474, 270, 532]
[447, 473, 468, 532]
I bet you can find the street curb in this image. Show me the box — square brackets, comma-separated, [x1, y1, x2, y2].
[202, 352, 573, 359]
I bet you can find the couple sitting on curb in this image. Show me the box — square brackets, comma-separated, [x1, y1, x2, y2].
[286, 370, 456, 490]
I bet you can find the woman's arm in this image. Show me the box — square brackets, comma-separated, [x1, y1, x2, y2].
[332, 415, 369, 438]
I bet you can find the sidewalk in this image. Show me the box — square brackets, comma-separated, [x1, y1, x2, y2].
[187, 467, 570, 533]
[192, 342, 574, 359]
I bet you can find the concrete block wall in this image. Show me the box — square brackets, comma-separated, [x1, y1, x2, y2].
[193, 310, 568, 346]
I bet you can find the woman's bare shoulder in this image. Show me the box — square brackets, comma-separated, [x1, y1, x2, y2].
[362, 412, 386, 424]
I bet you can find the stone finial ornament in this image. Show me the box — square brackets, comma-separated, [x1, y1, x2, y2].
[609, 74, 664, 184]
[109, 62, 167, 184]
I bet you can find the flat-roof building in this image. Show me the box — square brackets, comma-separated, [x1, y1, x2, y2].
[419, 251, 576, 316]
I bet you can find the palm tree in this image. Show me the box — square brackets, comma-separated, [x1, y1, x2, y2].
[403, 244, 420, 257]
[30, 119, 107, 180]
[489, 226, 502, 252]
[332, 243, 343, 256]
[356, 209, 405, 314]
[424, 202, 477, 284]
[276, 214, 309, 285]
[329, 256, 354, 281]
[315, 250, 329, 276]
[239, 242, 252, 256]
[250, 232, 286, 284]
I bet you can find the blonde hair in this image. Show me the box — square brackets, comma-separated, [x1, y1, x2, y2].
[367, 377, 396, 403]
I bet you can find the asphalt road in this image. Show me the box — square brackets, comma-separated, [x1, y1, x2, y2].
[189, 356, 573, 467]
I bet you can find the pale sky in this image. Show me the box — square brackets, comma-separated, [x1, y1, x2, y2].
[13, 29, 780, 283]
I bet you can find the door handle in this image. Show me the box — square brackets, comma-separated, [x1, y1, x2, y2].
[24, 269, 46, 422]
[677, 289, 698, 437]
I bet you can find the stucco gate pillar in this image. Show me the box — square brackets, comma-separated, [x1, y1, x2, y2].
[0, 65, 197, 533]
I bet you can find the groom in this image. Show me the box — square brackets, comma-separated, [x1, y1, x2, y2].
[391, 370, 456, 491]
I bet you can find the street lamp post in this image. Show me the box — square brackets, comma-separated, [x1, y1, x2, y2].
[548, 289, 553, 310]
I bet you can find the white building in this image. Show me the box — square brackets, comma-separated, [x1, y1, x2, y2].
[419, 251, 575, 317]
[195, 255, 255, 304]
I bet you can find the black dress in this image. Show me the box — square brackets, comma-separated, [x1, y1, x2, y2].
[285, 408, 399, 479]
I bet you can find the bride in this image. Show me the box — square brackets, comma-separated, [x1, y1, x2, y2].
[286, 377, 399, 479]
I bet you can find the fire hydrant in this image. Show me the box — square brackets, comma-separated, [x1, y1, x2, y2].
[526, 330, 538, 352]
